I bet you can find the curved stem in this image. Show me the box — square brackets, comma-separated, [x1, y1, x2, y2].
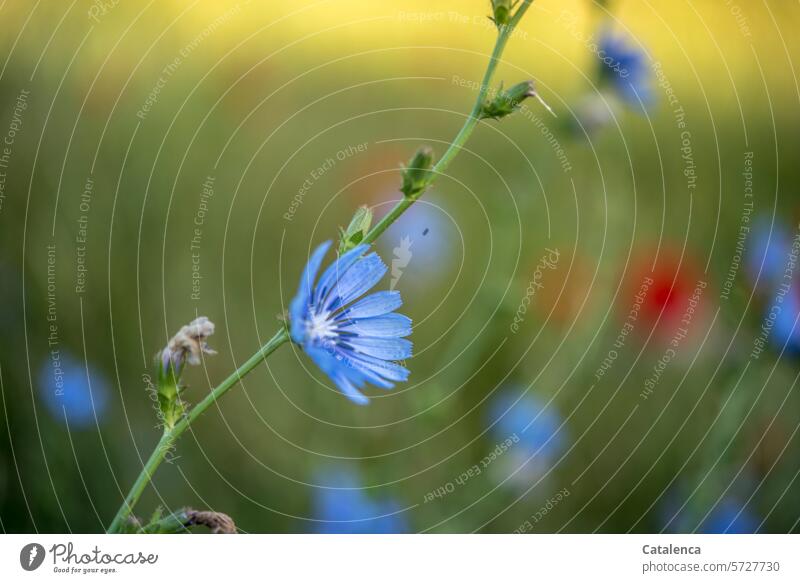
[108, 1, 534, 534]
[107, 327, 289, 533]
[363, 0, 532, 245]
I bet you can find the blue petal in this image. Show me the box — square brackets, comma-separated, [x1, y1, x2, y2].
[332, 347, 396, 389]
[332, 373, 370, 405]
[345, 336, 413, 360]
[340, 350, 410, 383]
[323, 253, 387, 312]
[312, 244, 369, 308]
[339, 291, 403, 319]
[290, 241, 332, 343]
[306, 344, 369, 405]
[341, 314, 412, 338]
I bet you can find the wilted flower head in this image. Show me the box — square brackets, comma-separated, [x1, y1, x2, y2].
[289, 241, 412, 405]
[161, 316, 216, 374]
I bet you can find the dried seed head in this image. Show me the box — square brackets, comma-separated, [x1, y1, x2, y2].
[185, 509, 237, 534]
[161, 316, 216, 373]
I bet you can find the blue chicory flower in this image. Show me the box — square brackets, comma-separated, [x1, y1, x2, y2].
[311, 467, 409, 534]
[289, 240, 413, 405]
[597, 28, 652, 107]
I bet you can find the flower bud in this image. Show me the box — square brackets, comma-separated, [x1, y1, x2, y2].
[339, 205, 373, 254]
[400, 146, 435, 198]
[491, 0, 516, 27]
[157, 316, 216, 428]
[480, 80, 547, 120]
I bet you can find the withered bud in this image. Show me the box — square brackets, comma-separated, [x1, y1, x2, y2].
[184, 509, 237, 534]
[161, 316, 216, 374]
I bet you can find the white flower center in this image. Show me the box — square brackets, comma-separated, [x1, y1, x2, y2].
[307, 310, 337, 340]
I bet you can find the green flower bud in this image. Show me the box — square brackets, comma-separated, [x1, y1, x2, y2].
[338, 205, 373, 254]
[157, 360, 185, 430]
[400, 146, 435, 198]
[491, 0, 517, 27]
[157, 316, 216, 429]
[480, 80, 536, 120]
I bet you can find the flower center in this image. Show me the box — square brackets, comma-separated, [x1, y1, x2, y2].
[307, 310, 337, 341]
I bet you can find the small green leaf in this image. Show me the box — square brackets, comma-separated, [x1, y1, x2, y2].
[339, 205, 373, 254]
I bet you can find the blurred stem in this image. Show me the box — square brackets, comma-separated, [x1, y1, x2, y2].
[107, 327, 289, 533]
[108, 1, 534, 534]
[363, 0, 532, 245]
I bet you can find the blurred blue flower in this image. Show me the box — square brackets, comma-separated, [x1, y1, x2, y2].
[486, 387, 566, 486]
[597, 28, 652, 107]
[311, 468, 409, 534]
[745, 217, 800, 352]
[379, 193, 455, 286]
[660, 491, 759, 533]
[700, 498, 759, 534]
[747, 217, 791, 285]
[768, 289, 800, 352]
[289, 240, 413, 405]
[38, 351, 110, 428]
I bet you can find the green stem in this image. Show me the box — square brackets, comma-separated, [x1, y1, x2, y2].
[136, 509, 193, 534]
[107, 327, 289, 533]
[363, 0, 532, 245]
[108, 1, 534, 534]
